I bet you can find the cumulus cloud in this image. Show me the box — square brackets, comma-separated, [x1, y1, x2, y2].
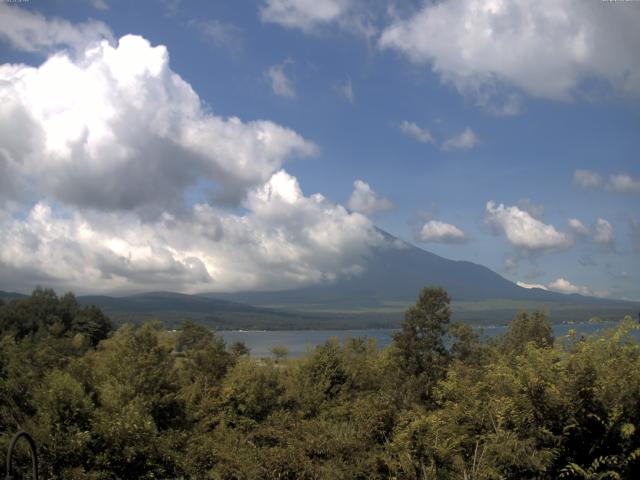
[379, 0, 640, 107]
[0, 16, 390, 294]
[568, 218, 590, 236]
[518, 278, 608, 298]
[607, 173, 640, 193]
[0, 171, 385, 294]
[0, 4, 114, 54]
[574, 169, 603, 189]
[517, 198, 544, 220]
[265, 60, 296, 98]
[574, 169, 640, 194]
[398, 121, 435, 144]
[594, 217, 615, 249]
[548, 278, 592, 296]
[347, 180, 393, 216]
[516, 281, 547, 290]
[485, 201, 572, 252]
[418, 220, 467, 244]
[441, 128, 479, 151]
[0, 34, 317, 211]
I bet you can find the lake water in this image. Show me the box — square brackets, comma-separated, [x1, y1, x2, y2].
[219, 323, 632, 358]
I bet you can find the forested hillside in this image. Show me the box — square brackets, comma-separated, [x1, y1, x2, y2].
[1, 288, 639, 479]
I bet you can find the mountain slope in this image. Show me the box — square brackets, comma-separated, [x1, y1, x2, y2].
[75, 291, 303, 328]
[78, 291, 266, 314]
[0, 290, 28, 301]
[3, 231, 637, 329]
[204, 232, 637, 325]
[209, 232, 583, 306]
[74, 291, 371, 330]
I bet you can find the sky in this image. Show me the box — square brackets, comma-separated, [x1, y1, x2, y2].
[0, 0, 638, 300]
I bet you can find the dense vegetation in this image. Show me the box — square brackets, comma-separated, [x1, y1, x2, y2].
[1, 287, 639, 479]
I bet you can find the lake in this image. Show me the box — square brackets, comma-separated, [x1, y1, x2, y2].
[219, 322, 632, 358]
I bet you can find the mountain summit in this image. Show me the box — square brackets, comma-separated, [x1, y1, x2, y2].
[210, 230, 582, 307]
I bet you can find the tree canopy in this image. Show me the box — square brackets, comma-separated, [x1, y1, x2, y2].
[1, 287, 639, 479]
[0, 287, 111, 345]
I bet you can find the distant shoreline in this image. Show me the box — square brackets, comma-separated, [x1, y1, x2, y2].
[216, 321, 638, 358]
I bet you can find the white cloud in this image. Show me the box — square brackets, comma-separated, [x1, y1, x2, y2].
[594, 217, 614, 249]
[516, 281, 547, 290]
[265, 60, 296, 98]
[347, 180, 393, 216]
[419, 220, 467, 244]
[519, 277, 609, 298]
[574, 169, 603, 189]
[0, 4, 114, 54]
[607, 173, 640, 193]
[333, 77, 354, 103]
[574, 170, 640, 194]
[0, 19, 393, 293]
[517, 198, 544, 220]
[379, 0, 640, 105]
[441, 128, 479, 151]
[191, 19, 243, 54]
[398, 120, 435, 144]
[0, 34, 317, 211]
[0, 171, 386, 294]
[568, 218, 590, 236]
[548, 278, 592, 296]
[260, 0, 355, 33]
[485, 201, 573, 251]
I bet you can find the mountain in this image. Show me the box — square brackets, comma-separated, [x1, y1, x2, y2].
[76, 291, 401, 330]
[3, 231, 637, 329]
[208, 232, 595, 305]
[0, 290, 28, 301]
[75, 291, 319, 330]
[79, 291, 265, 315]
[206, 230, 638, 325]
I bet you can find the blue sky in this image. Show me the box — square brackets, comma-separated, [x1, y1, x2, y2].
[0, 0, 638, 299]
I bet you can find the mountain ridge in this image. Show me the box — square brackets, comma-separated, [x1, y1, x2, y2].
[2, 229, 637, 329]
[207, 232, 627, 306]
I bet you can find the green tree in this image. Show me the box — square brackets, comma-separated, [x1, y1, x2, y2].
[88, 323, 184, 478]
[295, 338, 349, 416]
[221, 358, 286, 422]
[393, 286, 452, 404]
[229, 340, 250, 358]
[175, 321, 233, 415]
[0, 287, 111, 345]
[449, 322, 485, 364]
[500, 310, 554, 354]
[31, 369, 95, 478]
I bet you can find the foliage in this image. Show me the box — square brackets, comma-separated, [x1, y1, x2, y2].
[1, 288, 639, 479]
[0, 287, 111, 345]
[271, 344, 289, 362]
[392, 286, 452, 404]
[499, 310, 554, 354]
